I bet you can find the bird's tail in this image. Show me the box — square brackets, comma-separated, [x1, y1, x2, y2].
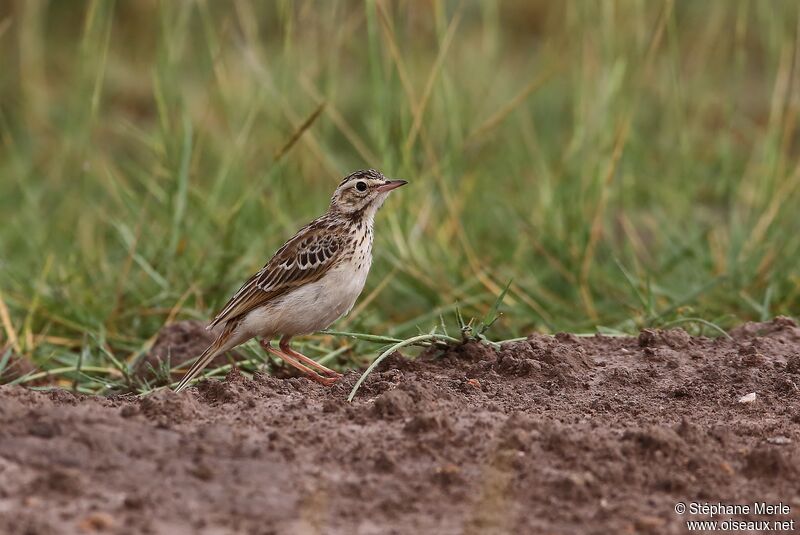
[173, 328, 234, 393]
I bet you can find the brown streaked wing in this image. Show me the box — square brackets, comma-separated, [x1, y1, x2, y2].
[207, 219, 344, 330]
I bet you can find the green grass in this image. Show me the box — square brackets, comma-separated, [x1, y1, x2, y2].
[1, 1, 799, 393]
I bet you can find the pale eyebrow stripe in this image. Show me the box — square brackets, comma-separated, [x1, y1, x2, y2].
[338, 169, 381, 186]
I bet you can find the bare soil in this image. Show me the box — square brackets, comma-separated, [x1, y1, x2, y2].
[1, 318, 799, 534]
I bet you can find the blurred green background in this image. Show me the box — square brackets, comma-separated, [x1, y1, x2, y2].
[1, 1, 799, 390]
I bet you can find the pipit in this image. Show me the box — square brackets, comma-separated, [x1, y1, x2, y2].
[174, 169, 407, 392]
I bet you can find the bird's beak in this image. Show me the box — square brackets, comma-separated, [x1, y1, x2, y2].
[376, 179, 408, 193]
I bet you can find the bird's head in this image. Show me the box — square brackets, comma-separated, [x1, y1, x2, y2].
[329, 169, 407, 218]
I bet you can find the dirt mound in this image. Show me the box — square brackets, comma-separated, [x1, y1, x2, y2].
[0, 351, 37, 383]
[133, 320, 239, 384]
[1, 319, 799, 534]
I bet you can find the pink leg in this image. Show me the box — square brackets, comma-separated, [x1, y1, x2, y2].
[260, 339, 338, 386]
[280, 336, 342, 378]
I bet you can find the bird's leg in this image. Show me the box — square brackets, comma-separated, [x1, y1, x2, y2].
[279, 336, 343, 378]
[259, 339, 316, 375]
[259, 339, 338, 386]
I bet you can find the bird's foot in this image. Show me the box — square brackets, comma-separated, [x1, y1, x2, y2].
[305, 372, 340, 386]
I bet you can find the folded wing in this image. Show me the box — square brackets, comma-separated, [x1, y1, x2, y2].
[208, 220, 343, 330]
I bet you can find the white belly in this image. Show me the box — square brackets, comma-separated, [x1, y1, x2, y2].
[238, 259, 371, 338]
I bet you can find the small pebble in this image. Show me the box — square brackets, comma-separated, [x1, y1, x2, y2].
[738, 392, 756, 404]
[78, 511, 115, 532]
[767, 436, 792, 445]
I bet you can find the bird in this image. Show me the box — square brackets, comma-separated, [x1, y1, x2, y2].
[174, 169, 407, 392]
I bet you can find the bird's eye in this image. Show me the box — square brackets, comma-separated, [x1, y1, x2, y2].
[355, 181, 367, 192]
